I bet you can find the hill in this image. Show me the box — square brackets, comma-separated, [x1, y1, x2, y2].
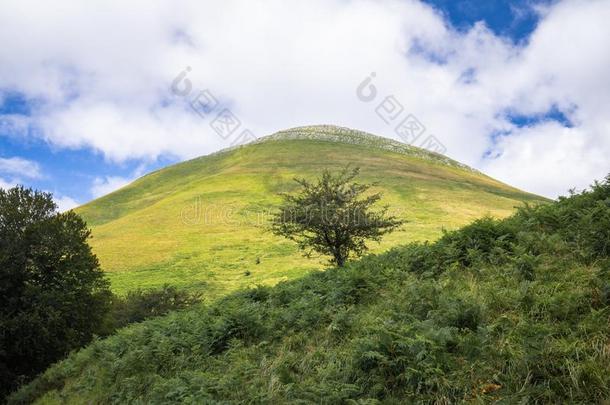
[75, 125, 546, 296]
[13, 175, 610, 403]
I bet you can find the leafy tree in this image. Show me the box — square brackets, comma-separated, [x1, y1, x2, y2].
[271, 167, 404, 266]
[0, 186, 111, 399]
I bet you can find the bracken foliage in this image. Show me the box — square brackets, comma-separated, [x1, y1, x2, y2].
[103, 285, 202, 333]
[11, 174, 610, 404]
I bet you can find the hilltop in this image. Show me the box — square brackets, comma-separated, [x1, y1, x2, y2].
[75, 125, 546, 297]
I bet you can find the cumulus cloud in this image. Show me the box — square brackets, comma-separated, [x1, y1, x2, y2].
[0, 156, 42, 194]
[0, 0, 608, 198]
[0, 172, 79, 211]
[54, 195, 80, 212]
[0, 156, 42, 178]
[90, 163, 147, 198]
[0, 177, 16, 190]
[91, 176, 133, 199]
[481, 122, 609, 198]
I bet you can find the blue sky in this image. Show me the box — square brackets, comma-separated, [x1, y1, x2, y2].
[0, 92, 175, 206]
[1, 0, 608, 207]
[422, 0, 552, 41]
[0, 91, 172, 204]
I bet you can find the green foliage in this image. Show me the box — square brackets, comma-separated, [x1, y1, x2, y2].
[13, 175, 610, 404]
[271, 167, 404, 266]
[0, 186, 111, 400]
[512, 174, 610, 262]
[103, 285, 202, 333]
[436, 216, 517, 267]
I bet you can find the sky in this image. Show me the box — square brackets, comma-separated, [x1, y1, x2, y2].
[0, 0, 609, 210]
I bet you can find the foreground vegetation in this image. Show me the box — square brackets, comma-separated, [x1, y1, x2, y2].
[0, 187, 204, 401]
[14, 175, 610, 403]
[76, 125, 546, 296]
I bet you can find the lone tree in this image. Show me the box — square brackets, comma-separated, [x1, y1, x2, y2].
[271, 167, 404, 267]
[0, 186, 111, 399]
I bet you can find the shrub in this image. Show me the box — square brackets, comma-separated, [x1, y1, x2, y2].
[437, 217, 516, 267]
[105, 285, 201, 332]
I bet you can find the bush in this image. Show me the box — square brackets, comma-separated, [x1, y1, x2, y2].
[105, 285, 201, 333]
[514, 175, 610, 262]
[436, 217, 517, 267]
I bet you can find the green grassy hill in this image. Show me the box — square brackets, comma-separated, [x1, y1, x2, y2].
[76, 125, 546, 297]
[13, 175, 610, 403]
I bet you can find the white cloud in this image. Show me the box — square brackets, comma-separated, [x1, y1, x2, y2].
[0, 156, 42, 194]
[0, 174, 79, 211]
[90, 176, 132, 199]
[0, 114, 30, 139]
[54, 195, 80, 212]
[90, 163, 147, 198]
[481, 122, 608, 198]
[0, 0, 609, 198]
[0, 157, 41, 178]
[0, 177, 16, 190]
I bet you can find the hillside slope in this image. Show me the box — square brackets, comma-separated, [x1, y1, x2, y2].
[76, 125, 546, 296]
[14, 175, 610, 404]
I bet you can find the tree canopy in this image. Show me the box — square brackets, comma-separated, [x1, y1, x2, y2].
[271, 167, 404, 266]
[0, 186, 111, 399]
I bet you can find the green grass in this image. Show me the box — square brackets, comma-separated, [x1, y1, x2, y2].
[76, 125, 547, 297]
[13, 174, 610, 404]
